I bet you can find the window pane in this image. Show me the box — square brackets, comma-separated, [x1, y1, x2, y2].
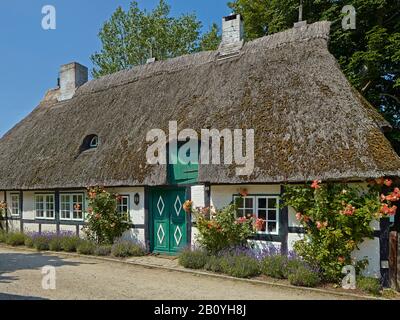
[245, 198, 253, 208]
[258, 198, 267, 209]
[268, 198, 277, 209]
[11, 195, 19, 215]
[259, 220, 266, 232]
[73, 211, 83, 220]
[268, 210, 277, 221]
[245, 209, 254, 217]
[258, 210, 267, 220]
[73, 194, 83, 220]
[268, 222, 277, 233]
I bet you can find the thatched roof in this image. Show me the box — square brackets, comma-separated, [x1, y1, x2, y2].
[1, 21, 399, 190]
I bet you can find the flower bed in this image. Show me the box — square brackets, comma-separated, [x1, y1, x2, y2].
[178, 246, 386, 296]
[178, 246, 320, 286]
[0, 230, 145, 258]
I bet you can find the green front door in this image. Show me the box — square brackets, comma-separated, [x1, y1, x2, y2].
[150, 188, 188, 254]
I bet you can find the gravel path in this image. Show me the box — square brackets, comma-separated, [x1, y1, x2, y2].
[0, 247, 353, 300]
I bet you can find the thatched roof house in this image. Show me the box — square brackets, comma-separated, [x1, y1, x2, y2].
[0, 20, 399, 191]
[1, 16, 398, 280]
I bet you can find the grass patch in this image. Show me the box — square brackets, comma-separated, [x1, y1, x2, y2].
[357, 277, 382, 296]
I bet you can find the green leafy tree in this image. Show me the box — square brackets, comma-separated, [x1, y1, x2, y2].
[91, 0, 220, 78]
[228, 0, 400, 149]
[198, 23, 222, 52]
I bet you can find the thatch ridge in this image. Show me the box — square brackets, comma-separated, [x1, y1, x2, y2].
[0, 21, 399, 190]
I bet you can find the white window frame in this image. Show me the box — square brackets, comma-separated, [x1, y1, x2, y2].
[117, 195, 130, 221]
[234, 195, 280, 235]
[89, 136, 98, 148]
[35, 194, 55, 220]
[10, 193, 20, 217]
[60, 193, 84, 221]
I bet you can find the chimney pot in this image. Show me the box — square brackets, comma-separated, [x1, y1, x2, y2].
[221, 14, 244, 45]
[146, 57, 156, 64]
[294, 21, 307, 28]
[218, 14, 244, 58]
[58, 62, 88, 101]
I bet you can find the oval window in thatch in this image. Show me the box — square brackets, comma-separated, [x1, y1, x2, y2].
[79, 134, 99, 153]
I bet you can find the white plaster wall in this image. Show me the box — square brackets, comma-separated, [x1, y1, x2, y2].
[288, 232, 305, 252]
[8, 220, 20, 232]
[248, 240, 281, 253]
[191, 226, 200, 248]
[191, 185, 205, 208]
[23, 191, 36, 220]
[111, 187, 145, 225]
[41, 224, 57, 233]
[210, 185, 280, 209]
[23, 223, 39, 233]
[59, 225, 77, 234]
[351, 237, 381, 278]
[121, 228, 145, 245]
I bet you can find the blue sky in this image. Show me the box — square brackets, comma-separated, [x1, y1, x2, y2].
[0, 0, 230, 137]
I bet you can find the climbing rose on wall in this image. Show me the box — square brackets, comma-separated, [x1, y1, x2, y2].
[183, 200, 193, 213]
[189, 201, 258, 254]
[282, 178, 396, 282]
[0, 201, 6, 231]
[83, 186, 131, 245]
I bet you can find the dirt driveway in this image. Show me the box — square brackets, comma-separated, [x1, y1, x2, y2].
[0, 247, 353, 300]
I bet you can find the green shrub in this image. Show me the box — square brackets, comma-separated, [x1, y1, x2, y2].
[49, 238, 63, 251]
[357, 277, 382, 295]
[0, 231, 6, 243]
[24, 236, 34, 248]
[220, 255, 260, 278]
[192, 204, 257, 254]
[111, 241, 146, 257]
[94, 245, 112, 256]
[283, 181, 390, 282]
[288, 265, 321, 288]
[5, 232, 26, 246]
[77, 241, 96, 255]
[33, 236, 51, 251]
[61, 236, 81, 252]
[204, 255, 223, 273]
[178, 249, 209, 269]
[83, 187, 131, 245]
[260, 255, 289, 279]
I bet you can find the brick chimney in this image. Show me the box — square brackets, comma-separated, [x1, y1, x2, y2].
[218, 14, 244, 58]
[58, 62, 88, 101]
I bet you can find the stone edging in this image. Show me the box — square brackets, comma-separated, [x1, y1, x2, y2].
[0, 244, 387, 300]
